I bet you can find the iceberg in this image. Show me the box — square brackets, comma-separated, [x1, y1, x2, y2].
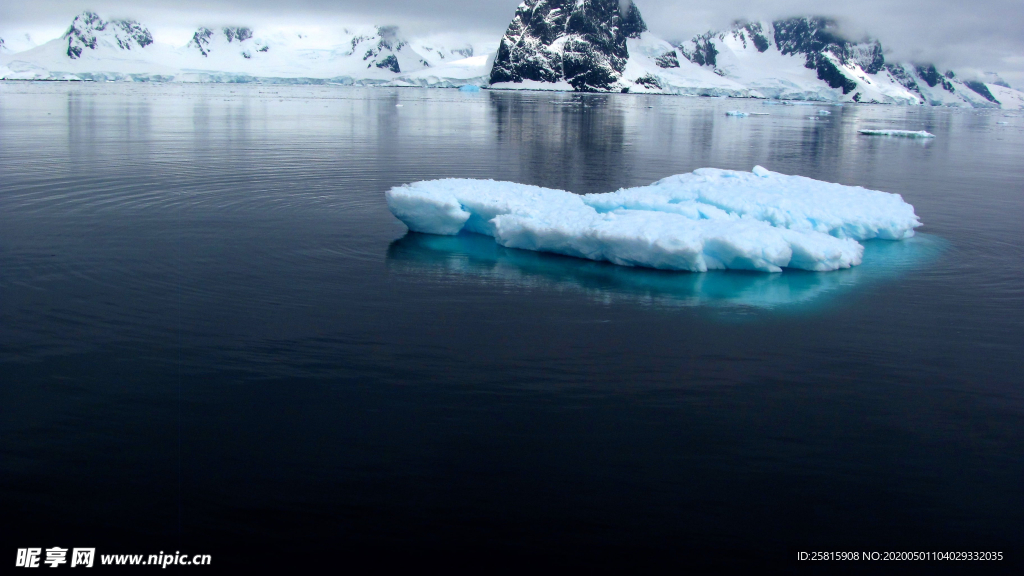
[725, 111, 750, 117]
[859, 129, 935, 138]
[385, 167, 922, 274]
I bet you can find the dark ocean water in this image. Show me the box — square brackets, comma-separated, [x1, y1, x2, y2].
[1, 83, 1022, 572]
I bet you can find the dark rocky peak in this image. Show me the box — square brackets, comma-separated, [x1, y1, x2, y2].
[223, 27, 253, 43]
[189, 28, 215, 56]
[743, 22, 771, 52]
[63, 11, 153, 59]
[723, 20, 771, 53]
[773, 17, 884, 72]
[914, 64, 955, 91]
[347, 26, 407, 73]
[771, 17, 886, 94]
[374, 26, 404, 52]
[680, 31, 719, 67]
[884, 63, 922, 96]
[773, 17, 846, 58]
[678, 21, 769, 70]
[188, 26, 267, 58]
[490, 0, 647, 91]
[963, 81, 999, 103]
[851, 41, 884, 74]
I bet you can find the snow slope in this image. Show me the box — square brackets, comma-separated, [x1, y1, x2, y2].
[386, 167, 922, 273]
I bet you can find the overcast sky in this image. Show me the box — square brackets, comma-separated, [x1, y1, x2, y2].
[2, 0, 1021, 84]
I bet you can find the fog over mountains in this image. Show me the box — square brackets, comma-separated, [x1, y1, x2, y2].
[1, 2, 1021, 108]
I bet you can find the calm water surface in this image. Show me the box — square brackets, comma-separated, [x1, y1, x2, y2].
[1, 83, 1022, 571]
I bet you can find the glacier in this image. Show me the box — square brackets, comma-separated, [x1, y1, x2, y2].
[386, 167, 922, 274]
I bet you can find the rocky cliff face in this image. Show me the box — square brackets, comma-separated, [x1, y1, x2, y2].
[679, 17, 885, 94]
[773, 17, 882, 93]
[490, 0, 647, 91]
[350, 26, 408, 72]
[188, 27, 268, 59]
[64, 11, 153, 59]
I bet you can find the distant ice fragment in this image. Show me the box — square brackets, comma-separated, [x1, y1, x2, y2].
[725, 111, 749, 117]
[386, 167, 922, 273]
[459, 84, 481, 92]
[818, 109, 831, 115]
[859, 129, 935, 138]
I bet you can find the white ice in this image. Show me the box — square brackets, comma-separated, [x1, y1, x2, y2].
[725, 111, 749, 117]
[386, 167, 922, 273]
[859, 129, 935, 138]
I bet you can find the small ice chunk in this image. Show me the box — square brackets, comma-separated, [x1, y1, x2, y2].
[859, 129, 935, 138]
[459, 84, 481, 92]
[725, 111, 749, 117]
[818, 109, 831, 115]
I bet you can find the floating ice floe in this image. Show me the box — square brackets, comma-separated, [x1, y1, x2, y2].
[725, 111, 749, 117]
[459, 84, 481, 92]
[818, 110, 831, 115]
[386, 167, 921, 274]
[859, 129, 935, 138]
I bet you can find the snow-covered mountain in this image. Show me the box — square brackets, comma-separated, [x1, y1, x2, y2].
[672, 17, 1007, 107]
[64, 11, 153, 58]
[1, 8, 1021, 108]
[488, 6, 1019, 107]
[489, 0, 647, 91]
[0, 11, 495, 87]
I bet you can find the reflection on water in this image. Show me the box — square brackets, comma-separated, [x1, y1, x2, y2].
[387, 232, 945, 310]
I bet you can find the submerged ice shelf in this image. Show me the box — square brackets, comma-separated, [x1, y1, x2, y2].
[387, 232, 944, 310]
[385, 167, 921, 273]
